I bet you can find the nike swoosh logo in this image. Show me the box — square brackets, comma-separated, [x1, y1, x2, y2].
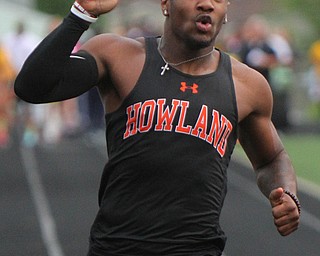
[70, 55, 86, 60]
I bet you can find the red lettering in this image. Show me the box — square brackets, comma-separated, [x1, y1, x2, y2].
[191, 105, 208, 140]
[122, 99, 233, 157]
[139, 100, 156, 133]
[217, 120, 233, 157]
[155, 99, 180, 131]
[206, 110, 225, 146]
[175, 100, 192, 134]
[123, 102, 141, 139]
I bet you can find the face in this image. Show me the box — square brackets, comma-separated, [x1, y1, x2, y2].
[161, 0, 230, 49]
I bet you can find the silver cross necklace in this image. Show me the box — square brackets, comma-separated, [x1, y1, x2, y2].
[157, 37, 215, 76]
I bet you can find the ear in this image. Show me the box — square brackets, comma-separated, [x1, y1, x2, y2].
[161, 0, 169, 12]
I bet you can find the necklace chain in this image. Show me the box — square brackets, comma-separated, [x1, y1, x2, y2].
[157, 37, 215, 75]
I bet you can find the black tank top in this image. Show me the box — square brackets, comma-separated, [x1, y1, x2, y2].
[88, 37, 238, 256]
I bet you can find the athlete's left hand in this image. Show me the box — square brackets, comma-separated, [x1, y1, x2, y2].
[269, 187, 300, 236]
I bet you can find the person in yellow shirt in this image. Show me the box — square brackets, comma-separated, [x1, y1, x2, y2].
[306, 40, 320, 120]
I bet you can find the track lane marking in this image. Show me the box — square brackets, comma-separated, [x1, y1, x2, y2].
[20, 146, 64, 256]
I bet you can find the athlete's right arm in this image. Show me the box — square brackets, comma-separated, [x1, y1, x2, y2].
[14, 12, 99, 104]
[15, 0, 119, 104]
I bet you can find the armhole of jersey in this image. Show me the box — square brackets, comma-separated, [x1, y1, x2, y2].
[222, 51, 239, 134]
[104, 37, 153, 119]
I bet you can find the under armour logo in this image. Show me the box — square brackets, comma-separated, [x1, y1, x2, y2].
[180, 82, 199, 94]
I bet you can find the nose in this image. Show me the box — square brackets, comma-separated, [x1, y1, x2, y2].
[196, 0, 214, 12]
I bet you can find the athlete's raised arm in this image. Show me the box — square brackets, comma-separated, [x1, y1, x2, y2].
[14, 0, 118, 103]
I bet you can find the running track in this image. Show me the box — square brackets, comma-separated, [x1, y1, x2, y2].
[1, 131, 320, 256]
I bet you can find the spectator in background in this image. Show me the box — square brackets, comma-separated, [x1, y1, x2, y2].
[3, 21, 42, 147]
[238, 15, 277, 81]
[3, 21, 40, 73]
[0, 45, 16, 147]
[306, 40, 320, 121]
[238, 15, 292, 131]
[268, 27, 294, 67]
[268, 27, 295, 131]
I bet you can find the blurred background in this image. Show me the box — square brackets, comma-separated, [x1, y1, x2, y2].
[1, 0, 319, 180]
[1, 0, 320, 255]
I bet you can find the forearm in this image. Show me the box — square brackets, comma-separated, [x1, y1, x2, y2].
[14, 12, 98, 103]
[255, 149, 297, 198]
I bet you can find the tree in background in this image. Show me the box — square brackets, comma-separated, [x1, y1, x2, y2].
[35, 0, 70, 17]
[273, 0, 320, 37]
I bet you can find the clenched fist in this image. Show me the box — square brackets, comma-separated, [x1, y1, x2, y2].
[269, 187, 300, 236]
[76, 0, 119, 17]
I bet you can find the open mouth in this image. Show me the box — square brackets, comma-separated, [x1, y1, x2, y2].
[196, 15, 212, 25]
[195, 15, 213, 32]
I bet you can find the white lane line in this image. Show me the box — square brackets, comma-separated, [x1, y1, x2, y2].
[20, 146, 64, 256]
[229, 165, 320, 234]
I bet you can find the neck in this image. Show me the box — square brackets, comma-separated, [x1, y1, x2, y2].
[157, 36, 216, 76]
[158, 36, 215, 64]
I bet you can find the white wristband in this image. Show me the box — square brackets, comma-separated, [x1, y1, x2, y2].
[71, 2, 98, 23]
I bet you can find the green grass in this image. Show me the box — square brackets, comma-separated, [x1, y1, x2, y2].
[280, 134, 320, 185]
[234, 134, 320, 186]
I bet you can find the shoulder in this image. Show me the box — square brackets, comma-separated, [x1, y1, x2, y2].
[229, 55, 273, 122]
[231, 56, 270, 90]
[80, 33, 147, 80]
[81, 33, 145, 58]
[82, 33, 145, 53]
